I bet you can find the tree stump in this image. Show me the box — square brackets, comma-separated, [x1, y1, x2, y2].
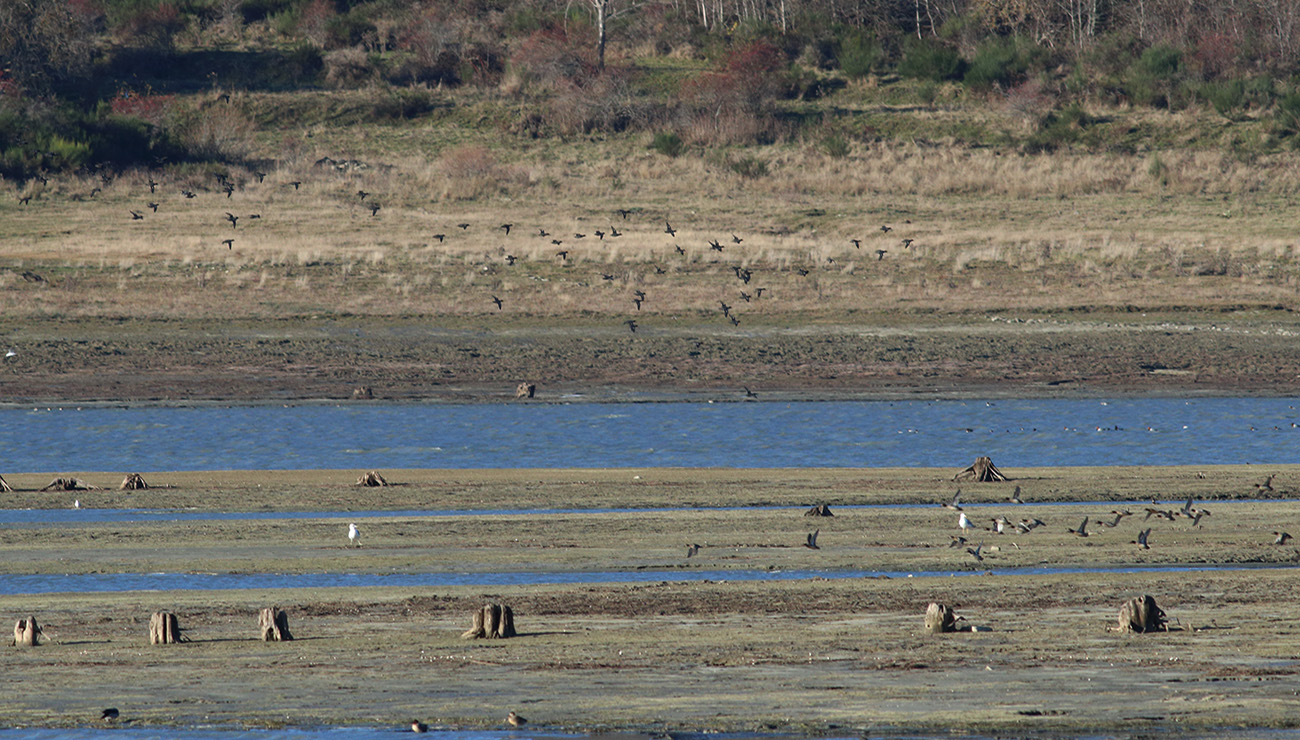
[953, 456, 1009, 482]
[515, 382, 536, 400]
[13, 617, 40, 647]
[924, 602, 959, 634]
[1117, 595, 1168, 633]
[258, 607, 293, 641]
[149, 612, 184, 644]
[461, 603, 516, 639]
[804, 503, 834, 517]
[120, 473, 148, 490]
[0, 475, 12, 492]
[352, 386, 373, 399]
[356, 471, 388, 487]
[40, 477, 100, 492]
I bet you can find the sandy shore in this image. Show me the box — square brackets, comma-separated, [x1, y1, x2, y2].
[3, 467, 1299, 734]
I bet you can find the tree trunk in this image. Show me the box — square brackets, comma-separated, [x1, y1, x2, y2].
[953, 456, 1009, 482]
[0, 475, 12, 492]
[595, 0, 607, 71]
[149, 612, 183, 644]
[120, 473, 148, 490]
[924, 602, 958, 633]
[1118, 595, 1167, 633]
[13, 617, 40, 647]
[461, 603, 516, 639]
[258, 607, 293, 641]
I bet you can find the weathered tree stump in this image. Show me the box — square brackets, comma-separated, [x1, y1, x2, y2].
[149, 611, 184, 644]
[120, 473, 148, 490]
[356, 471, 388, 487]
[1117, 594, 1168, 633]
[804, 503, 834, 517]
[258, 607, 293, 641]
[352, 386, 374, 399]
[953, 456, 1009, 482]
[515, 382, 536, 400]
[40, 477, 100, 492]
[0, 475, 12, 492]
[13, 617, 40, 647]
[924, 602, 960, 634]
[461, 603, 516, 639]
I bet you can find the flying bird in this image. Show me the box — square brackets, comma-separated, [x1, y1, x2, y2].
[731, 234, 743, 244]
[357, 190, 369, 200]
[222, 238, 234, 250]
[492, 296, 503, 310]
[368, 203, 380, 216]
[1134, 528, 1151, 549]
[850, 238, 861, 249]
[1068, 517, 1089, 537]
[880, 224, 892, 233]
[686, 543, 700, 558]
[500, 223, 512, 235]
[944, 489, 964, 511]
[875, 249, 887, 260]
[225, 212, 238, 228]
[1010, 486, 1023, 503]
[624, 319, 638, 333]
[457, 223, 470, 230]
[129, 210, 144, 220]
[804, 530, 820, 549]
[147, 202, 159, 212]
[1274, 531, 1292, 545]
[966, 542, 983, 562]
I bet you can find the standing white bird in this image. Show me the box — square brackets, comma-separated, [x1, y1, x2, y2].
[958, 512, 977, 532]
[4, 350, 15, 359]
[72, 499, 81, 509]
[347, 522, 360, 547]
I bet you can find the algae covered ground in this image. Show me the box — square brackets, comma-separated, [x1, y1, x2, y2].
[3, 466, 1300, 735]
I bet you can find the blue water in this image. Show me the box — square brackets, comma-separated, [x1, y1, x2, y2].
[1, 398, 1296, 471]
[3, 563, 1292, 596]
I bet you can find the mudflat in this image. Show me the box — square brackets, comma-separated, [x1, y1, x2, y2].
[3, 466, 1299, 734]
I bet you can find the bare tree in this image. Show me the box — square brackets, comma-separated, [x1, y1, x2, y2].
[578, 0, 652, 69]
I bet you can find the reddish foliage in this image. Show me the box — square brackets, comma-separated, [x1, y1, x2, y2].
[1192, 32, 1237, 80]
[297, 0, 336, 47]
[109, 87, 176, 127]
[509, 28, 597, 88]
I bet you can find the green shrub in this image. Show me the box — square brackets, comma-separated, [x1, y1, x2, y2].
[1274, 92, 1300, 137]
[1025, 103, 1091, 152]
[820, 133, 849, 158]
[652, 131, 684, 157]
[898, 37, 965, 82]
[728, 155, 768, 178]
[964, 36, 1048, 91]
[835, 30, 882, 79]
[1124, 45, 1182, 108]
[1201, 78, 1245, 117]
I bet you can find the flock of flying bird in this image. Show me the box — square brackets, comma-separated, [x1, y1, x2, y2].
[683, 475, 1290, 564]
[18, 167, 919, 333]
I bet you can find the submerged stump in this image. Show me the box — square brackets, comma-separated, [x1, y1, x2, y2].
[0, 475, 11, 492]
[356, 471, 388, 487]
[1118, 594, 1168, 633]
[461, 603, 516, 639]
[258, 607, 293, 641]
[13, 617, 40, 647]
[515, 382, 536, 400]
[149, 611, 184, 644]
[40, 477, 100, 492]
[804, 503, 834, 517]
[953, 456, 1009, 482]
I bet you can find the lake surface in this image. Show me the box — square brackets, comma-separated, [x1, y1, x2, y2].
[1, 398, 1297, 472]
